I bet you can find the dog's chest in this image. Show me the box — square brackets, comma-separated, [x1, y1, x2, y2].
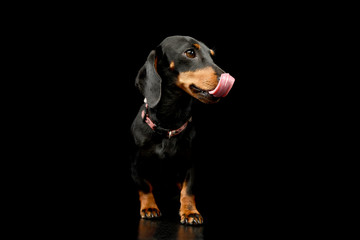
[152, 138, 182, 159]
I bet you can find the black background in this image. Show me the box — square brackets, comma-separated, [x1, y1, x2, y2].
[29, 6, 338, 238]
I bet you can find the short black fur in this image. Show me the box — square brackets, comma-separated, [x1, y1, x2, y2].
[131, 36, 227, 225]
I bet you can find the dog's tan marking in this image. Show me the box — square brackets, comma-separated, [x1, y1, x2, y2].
[170, 61, 175, 70]
[210, 49, 215, 56]
[176, 66, 218, 99]
[138, 181, 161, 218]
[154, 56, 158, 72]
[139, 191, 158, 210]
[179, 181, 203, 224]
[193, 43, 200, 49]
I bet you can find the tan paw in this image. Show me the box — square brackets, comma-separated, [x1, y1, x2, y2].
[140, 207, 162, 219]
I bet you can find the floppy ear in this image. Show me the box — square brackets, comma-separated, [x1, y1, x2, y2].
[135, 50, 162, 108]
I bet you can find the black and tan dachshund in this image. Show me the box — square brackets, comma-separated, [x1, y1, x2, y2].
[131, 36, 235, 225]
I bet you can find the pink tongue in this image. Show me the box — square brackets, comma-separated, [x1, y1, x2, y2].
[209, 73, 235, 97]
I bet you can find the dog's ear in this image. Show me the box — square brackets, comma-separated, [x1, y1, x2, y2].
[135, 50, 162, 108]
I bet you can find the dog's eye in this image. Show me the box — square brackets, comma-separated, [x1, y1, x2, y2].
[184, 49, 196, 58]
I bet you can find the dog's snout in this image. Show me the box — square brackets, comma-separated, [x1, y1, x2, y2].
[213, 64, 225, 78]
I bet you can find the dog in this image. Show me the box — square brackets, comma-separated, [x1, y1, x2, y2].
[131, 36, 235, 225]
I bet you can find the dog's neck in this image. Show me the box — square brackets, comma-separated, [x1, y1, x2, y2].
[148, 86, 193, 129]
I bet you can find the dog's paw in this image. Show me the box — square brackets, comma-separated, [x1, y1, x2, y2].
[180, 212, 203, 225]
[140, 207, 162, 219]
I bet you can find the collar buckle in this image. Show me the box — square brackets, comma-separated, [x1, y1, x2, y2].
[168, 130, 176, 139]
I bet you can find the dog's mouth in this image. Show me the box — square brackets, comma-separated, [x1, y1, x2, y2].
[176, 68, 235, 104]
[189, 73, 235, 103]
[189, 84, 220, 104]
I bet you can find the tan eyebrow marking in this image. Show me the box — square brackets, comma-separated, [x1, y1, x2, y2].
[193, 43, 200, 49]
[170, 61, 175, 70]
[210, 49, 215, 56]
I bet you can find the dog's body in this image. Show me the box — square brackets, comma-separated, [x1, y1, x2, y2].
[131, 36, 234, 225]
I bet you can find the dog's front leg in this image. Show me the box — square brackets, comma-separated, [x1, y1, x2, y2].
[131, 152, 161, 219]
[179, 169, 203, 225]
[138, 181, 161, 219]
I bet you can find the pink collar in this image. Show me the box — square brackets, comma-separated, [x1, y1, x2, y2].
[141, 102, 192, 139]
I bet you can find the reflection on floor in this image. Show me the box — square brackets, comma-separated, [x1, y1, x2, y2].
[137, 218, 204, 240]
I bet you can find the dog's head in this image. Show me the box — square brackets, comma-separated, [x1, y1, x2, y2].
[135, 36, 234, 107]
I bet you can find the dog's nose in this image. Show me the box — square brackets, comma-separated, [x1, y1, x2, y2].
[213, 65, 225, 76]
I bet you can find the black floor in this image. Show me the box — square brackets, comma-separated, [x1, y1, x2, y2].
[137, 218, 204, 240]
